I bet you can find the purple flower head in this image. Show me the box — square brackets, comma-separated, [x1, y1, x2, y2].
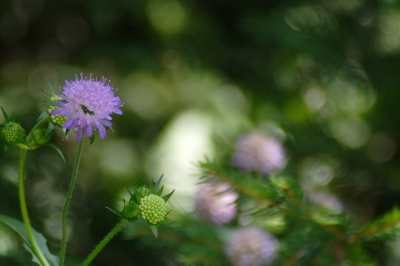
[232, 132, 286, 176]
[225, 227, 277, 266]
[52, 74, 123, 141]
[194, 182, 238, 224]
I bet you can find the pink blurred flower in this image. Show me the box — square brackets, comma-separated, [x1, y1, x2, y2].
[225, 227, 277, 266]
[194, 182, 238, 224]
[232, 132, 286, 175]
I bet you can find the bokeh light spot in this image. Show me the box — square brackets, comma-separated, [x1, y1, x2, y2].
[147, 0, 187, 35]
[329, 117, 370, 148]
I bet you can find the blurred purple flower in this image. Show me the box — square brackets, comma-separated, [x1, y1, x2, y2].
[52, 74, 123, 141]
[225, 227, 277, 266]
[232, 132, 286, 175]
[194, 182, 238, 224]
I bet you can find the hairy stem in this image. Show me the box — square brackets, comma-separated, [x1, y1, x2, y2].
[81, 219, 129, 266]
[19, 148, 50, 266]
[59, 139, 84, 266]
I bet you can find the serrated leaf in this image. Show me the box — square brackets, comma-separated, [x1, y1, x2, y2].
[0, 214, 59, 266]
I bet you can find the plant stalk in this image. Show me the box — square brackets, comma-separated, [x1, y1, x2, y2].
[59, 139, 84, 266]
[81, 219, 129, 266]
[19, 148, 50, 266]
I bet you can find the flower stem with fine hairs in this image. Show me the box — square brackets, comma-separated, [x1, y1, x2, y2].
[59, 139, 84, 266]
[18, 148, 50, 266]
[81, 219, 129, 266]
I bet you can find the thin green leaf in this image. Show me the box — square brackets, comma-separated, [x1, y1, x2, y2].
[148, 224, 158, 238]
[44, 123, 55, 139]
[1, 107, 10, 123]
[0, 214, 59, 266]
[44, 144, 66, 162]
[44, 78, 55, 95]
[106, 207, 124, 219]
[43, 100, 62, 107]
[156, 185, 164, 196]
[125, 187, 134, 198]
[162, 189, 175, 203]
[133, 187, 144, 203]
[37, 111, 49, 121]
[154, 174, 164, 194]
[89, 133, 96, 145]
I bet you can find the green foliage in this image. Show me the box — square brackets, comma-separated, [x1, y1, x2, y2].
[1, 0, 400, 264]
[350, 207, 400, 243]
[0, 215, 59, 266]
[135, 157, 400, 265]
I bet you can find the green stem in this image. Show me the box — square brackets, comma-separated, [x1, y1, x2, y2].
[59, 139, 84, 266]
[19, 148, 50, 266]
[81, 219, 129, 266]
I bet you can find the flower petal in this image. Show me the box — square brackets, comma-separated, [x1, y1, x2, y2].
[76, 128, 83, 141]
[98, 125, 106, 139]
[85, 126, 92, 137]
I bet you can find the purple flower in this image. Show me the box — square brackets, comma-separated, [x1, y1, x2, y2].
[52, 74, 123, 141]
[225, 227, 277, 266]
[194, 182, 238, 224]
[232, 132, 286, 175]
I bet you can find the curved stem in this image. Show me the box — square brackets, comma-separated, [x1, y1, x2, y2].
[81, 219, 129, 266]
[19, 148, 50, 266]
[59, 139, 84, 266]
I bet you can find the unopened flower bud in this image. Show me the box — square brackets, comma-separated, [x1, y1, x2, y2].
[139, 194, 167, 225]
[137, 186, 151, 196]
[46, 96, 67, 127]
[0, 122, 26, 146]
[28, 127, 53, 147]
[122, 201, 140, 219]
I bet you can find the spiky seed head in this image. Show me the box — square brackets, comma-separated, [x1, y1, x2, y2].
[0, 122, 26, 146]
[139, 194, 167, 225]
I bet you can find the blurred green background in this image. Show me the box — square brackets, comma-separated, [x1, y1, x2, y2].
[0, 0, 400, 265]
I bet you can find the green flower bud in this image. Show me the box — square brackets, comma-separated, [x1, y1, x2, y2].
[46, 97, 67, 127]
[139, 194, 167, 225]
[122, 201, 140, 219]
[27, 127, 54, 147]
[0, 122, 26, 146]
[49, 113, 67, 127]
[137, 186, 151, 197]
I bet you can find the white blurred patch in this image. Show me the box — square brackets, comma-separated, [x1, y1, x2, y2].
[146, 110, 214, 212]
